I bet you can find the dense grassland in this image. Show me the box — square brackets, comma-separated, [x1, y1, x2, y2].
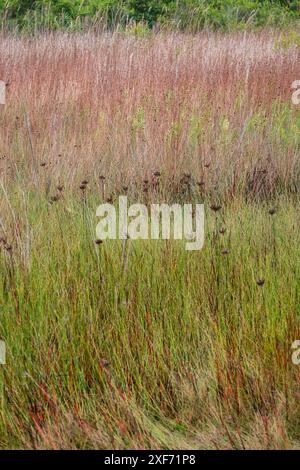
[0, 29, 300, 449]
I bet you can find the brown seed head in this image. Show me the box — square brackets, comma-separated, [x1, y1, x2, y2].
[210, 204, 222, 212]
[100, 359, 110, 368]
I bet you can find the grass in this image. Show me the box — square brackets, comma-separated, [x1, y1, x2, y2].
[0, 29, 300, 449]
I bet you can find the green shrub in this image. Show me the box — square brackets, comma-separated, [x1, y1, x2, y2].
[0, 0, 299, 31]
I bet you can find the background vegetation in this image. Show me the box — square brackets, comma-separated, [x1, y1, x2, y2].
[0, 0, 299, 31]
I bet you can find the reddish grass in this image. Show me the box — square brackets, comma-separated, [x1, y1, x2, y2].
[0, 30, 299, 197]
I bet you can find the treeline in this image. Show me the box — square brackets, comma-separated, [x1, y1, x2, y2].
[0, 0, 299, 31]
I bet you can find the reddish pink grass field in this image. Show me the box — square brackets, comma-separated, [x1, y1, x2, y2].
[0, 30, 299, 198]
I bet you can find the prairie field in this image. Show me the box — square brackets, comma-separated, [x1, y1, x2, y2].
[0, 29, 300, 449]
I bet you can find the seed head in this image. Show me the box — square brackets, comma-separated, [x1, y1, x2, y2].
[210, 204, 222, 212]
[100, 359, 110, 368]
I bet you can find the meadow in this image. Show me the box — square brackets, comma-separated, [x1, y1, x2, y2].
[0, 29, 300, 449]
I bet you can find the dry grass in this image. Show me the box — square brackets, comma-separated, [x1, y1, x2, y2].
[0, 30, 300, 198]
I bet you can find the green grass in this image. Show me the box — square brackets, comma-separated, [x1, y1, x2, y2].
[1, 191, 300, 448]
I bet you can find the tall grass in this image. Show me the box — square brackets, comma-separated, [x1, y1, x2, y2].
[0, 30, 300, 449]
